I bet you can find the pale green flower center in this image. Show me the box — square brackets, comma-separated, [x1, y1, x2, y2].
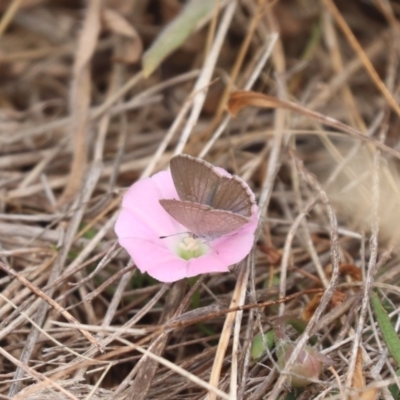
[177, 236, 208, 260]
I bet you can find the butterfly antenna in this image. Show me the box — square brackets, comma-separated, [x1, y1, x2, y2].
[159, 231, 189, 239]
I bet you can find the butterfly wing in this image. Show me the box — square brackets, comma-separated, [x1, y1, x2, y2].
[211, 175, 255, 217]
[170, 154, 220, 205]
[159, 199, 249, 240]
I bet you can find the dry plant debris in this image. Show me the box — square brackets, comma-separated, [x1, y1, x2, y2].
[1, 0, 400, 399]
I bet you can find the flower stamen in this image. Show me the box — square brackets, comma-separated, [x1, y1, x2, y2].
[177, 236, 208, 260]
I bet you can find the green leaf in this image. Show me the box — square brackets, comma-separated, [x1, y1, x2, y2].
[196, 322, 215, 336]
[371, 292, 400, 367]
[285, 317, 308, 334]
[142, 0, 217, 77]
[389, 369, 400, 399]
[251, 331, 276, 360]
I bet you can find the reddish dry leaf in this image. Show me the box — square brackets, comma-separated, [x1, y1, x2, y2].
[302, 293, 323, 322]
[352, 347, 365, 391]
[325, 263, 362, 281]
[330, 290, 347, 308]
[227, 91, 400, 162]
[340, 263, 362, 281]
[302, 291, 346, 321]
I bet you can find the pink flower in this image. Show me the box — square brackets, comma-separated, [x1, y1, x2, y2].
[115, 168, 258, 283]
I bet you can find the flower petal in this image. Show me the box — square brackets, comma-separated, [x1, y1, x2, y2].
[211, 205, 258, 265]
[115, 208, 158, 241]
[213, 232, 255, 266]
[186, 254, 229, 277]
[119, 236, 191, 282]
[121, 173, 180, 237]
[151, 170, 179, 198]
[146, 258, 190, 282]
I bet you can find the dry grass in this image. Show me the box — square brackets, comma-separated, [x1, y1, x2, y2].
[1, 0, 400, 399]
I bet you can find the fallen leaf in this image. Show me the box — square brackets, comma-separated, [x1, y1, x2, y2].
[227, 90, 400, 162]
[302, 291, 346, 321]
[325, 263, 362, 281]
[350, 347, 378, 400]
[339, 263, 362, 281]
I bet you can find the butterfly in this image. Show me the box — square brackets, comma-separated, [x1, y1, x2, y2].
[159, 154, 255, 240]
